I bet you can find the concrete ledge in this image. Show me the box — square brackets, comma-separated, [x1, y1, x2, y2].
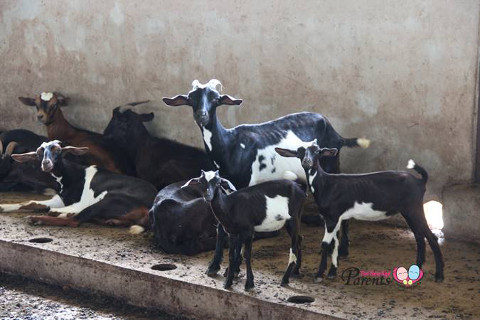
[0, 240, 335, 320]
[443, 184, 480, 244]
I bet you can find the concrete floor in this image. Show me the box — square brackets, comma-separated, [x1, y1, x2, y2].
[0, 192, 479, 319]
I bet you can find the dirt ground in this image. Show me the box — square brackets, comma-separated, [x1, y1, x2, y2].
[0, 191, 479, 320]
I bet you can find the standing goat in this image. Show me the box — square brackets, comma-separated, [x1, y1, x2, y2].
[275, 142, 444, 282]
[163, 79, 369, 273]
[103, 107, 214, 190]
[0, 140, 157, 231]
[183, 170, 306, 290]
[19, 92, 136, 175]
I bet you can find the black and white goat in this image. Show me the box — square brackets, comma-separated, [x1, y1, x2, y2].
[183, 170, 306, 290]
[0, 129, 59, 194]
[275, 143, 444, 282]
[163, 79, 369, 270]
[0, 140, 157, 231]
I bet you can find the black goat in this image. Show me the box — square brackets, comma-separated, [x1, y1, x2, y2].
[103, 106, 214, 190]
[276, 143, 444, 282]
[0, 140, 157, 231]
[184, 170, 306, 290]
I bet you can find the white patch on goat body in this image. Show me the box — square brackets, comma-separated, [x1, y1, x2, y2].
[0, 195, 64, 213]
[50, 166, 107, 216]
[202, 127, 213, 151]
[308, 170, 317, 193]
[289, 248, 297, 264]
[407, 159, 415, 169]
[240, 143, 245, 149]
[249, 131, 313, 186]
[254, 195, 290, 232]
[41, 92, 53, 101]
[341, 202, 388, 221]
[204, 171, 216, 181]
[283, 171, 298, 181]
[50, 173, 64, 192]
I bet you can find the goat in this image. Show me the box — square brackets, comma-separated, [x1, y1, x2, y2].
[163, 79, 369, 273]
[184, 170, 306, 290]
[18, 92, 137, 175]
[103, 106, 214, 190]
[275, 142, 444, 282]
[0, 129, 59, 194]
[149, 179, 236, 255]
[0, 140, 157, 231]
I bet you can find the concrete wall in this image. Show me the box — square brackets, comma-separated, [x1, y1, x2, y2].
[0, 0, 479, 200]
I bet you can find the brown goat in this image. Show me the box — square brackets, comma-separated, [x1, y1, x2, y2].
[19, 92, 135, 175]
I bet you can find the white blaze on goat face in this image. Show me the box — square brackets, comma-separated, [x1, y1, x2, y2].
[254, 195, 290, 232]
[202, 127, 213, 151]
[41, 92, 53, 101]
[204, 171, 216, 182]
[249, 131, 313, 186]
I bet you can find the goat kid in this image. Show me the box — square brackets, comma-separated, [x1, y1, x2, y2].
[163, 79, 368, 270]
[19, 92, 136, 175]
[0, 140, 157, 231]
[275, 143, 444, 282]
[183, 170, 306, 290]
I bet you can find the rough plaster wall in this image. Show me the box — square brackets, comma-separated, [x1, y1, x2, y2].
[0, 0, 478, 199]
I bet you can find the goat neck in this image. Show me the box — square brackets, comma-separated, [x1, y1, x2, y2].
[201, 109, 232, 158]
[207, 187, 230, 227]
[46, 109, 77, 141]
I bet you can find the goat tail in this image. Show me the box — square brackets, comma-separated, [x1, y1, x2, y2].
[343, 137, 370, 149]
[407, 159, 429, 183]
[129, 225, 145, 234]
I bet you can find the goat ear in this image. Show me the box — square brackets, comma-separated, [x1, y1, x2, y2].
[11, 152, 38, 163]
[163, 95, 190, 107]
[218, 95, 242, 106]
[62, 146, 89, 156]
[18, 97, 36, 107]
[141, 112, 154, 122]
[320, 148, 338, 157]
[275, 147, 297, 158]
[220, 178, 237, 194]
[181, 178, 201, 189]
[56, 95, 70, 106]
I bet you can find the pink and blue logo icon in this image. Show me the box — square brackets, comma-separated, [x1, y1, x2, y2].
[393, 264, 423, 287]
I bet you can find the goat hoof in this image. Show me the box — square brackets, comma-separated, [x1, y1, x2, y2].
[280, 280, 288, 287]
[291, 272, 303, 279]
[245, 282, 254, 291]
[435, 274, 444, 283]
[27, 216, 42, 226]
[205, 267, 220, 277]
[314, 276, 323, 283]
[327, 274, 337, 280]
[224, 281, 233, 289]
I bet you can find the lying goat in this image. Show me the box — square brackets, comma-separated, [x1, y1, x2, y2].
[276, 143, 444, 282]
[149, 179, 235, 255]
[103, 106, 214, 190]
[0, 140, 157, 231]
[164, 79, 369, 272]
[0, 129, 59, 194]
[19, 92, 136, 175]
[184, 170, 306, 290]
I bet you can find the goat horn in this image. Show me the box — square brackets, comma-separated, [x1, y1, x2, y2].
[0, 140, 3, 156]
[5, 141, 18, 156]
[127, 100, 150, 107]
